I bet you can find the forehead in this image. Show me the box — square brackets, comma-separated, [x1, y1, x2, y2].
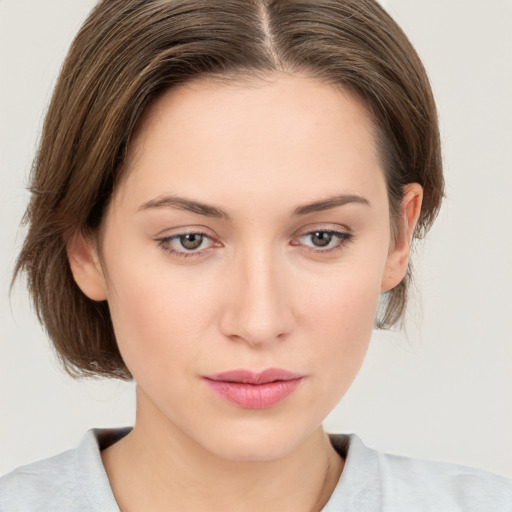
[116, 72, 385, 213]
[131, 72, 377, 154]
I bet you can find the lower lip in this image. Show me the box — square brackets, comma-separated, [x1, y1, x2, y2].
[203, 378, 303, 409]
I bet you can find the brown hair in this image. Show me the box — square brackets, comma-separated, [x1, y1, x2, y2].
[14, 0, 443, 379]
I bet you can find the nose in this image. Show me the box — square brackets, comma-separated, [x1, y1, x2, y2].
[219, 247, 296, 346]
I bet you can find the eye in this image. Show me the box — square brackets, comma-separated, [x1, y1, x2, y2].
[156, 231, 216, 257]
[308, 231, 336, 247]
[294, 229, 353, 253]
[177, 233, 206, 250]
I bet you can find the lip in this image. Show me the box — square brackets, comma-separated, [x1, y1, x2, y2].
[203, 368, 304, 409]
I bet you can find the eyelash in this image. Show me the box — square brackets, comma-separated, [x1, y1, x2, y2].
[293, 230, 354, 254]
[156, 231, 213, 258]
[156, 229, 353, 259]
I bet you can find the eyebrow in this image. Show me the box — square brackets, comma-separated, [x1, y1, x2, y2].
[293, 194, 370, 215]
[137, 193, 370, 219]
[138, 196, 230, 219]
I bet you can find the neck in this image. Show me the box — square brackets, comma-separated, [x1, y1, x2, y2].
[101, 388, 344, 512]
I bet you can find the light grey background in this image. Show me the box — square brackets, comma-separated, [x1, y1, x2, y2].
[1, 1, 511, 477]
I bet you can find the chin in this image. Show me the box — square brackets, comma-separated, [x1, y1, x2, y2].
[198, 419, 317, 463]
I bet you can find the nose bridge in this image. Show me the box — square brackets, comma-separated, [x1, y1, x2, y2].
[221, 241, 294, 345]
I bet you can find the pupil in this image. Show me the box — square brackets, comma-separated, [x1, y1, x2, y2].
[312, 231, 332, 247]
[180, 234, 203, 250]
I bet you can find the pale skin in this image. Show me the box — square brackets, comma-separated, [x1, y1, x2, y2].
[68, 72, 423, 512]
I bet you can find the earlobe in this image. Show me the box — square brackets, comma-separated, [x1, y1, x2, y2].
[381, 183, 423, 292]
[66, 231, 108, 301]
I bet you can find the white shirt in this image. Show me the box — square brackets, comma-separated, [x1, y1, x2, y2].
[1, 428, 510, 511]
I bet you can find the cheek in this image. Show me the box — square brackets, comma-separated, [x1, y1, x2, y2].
[103, 250, 221, 379]
[297, 262, 383, 394]
[301, 257, 383, 337]
[295, 221, 390, 345]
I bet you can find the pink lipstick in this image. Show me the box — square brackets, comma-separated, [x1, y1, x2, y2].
[203, 369, 303, 409]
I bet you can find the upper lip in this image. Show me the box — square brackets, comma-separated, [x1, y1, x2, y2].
[203, 368, 303, 385]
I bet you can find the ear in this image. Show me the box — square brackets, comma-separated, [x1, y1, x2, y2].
[66, 231, 108, 301]
[381, 183, 423, 292]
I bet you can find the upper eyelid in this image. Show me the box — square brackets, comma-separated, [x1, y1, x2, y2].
[294, 224, 353, 237]
[155, 225, 352, 240]
[295, 229, 353, 244]
[298, 230, 351, 238]
[160, 232, 214, 244]
[154, 225, 216, 238]
[157, 233, 216, 256]
[156, 228, 353, 259]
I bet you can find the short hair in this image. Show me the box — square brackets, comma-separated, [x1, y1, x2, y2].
[14, 0, 444, 379]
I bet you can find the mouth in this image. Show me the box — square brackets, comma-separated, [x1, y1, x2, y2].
[202, 368, 304, 409]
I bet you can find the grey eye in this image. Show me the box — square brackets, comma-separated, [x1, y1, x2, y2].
[179, 233, 204, 250]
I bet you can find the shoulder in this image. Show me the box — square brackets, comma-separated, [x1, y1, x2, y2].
[327, 434, 512, 512]
[0, 429, 127, 512]
[0, 446, 83, 512]
[377, 448, 512, 511]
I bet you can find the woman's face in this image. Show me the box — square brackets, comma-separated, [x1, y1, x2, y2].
[72, 73, 419, 461]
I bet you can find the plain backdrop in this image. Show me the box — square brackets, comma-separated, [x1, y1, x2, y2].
[1, 0, 511, 477]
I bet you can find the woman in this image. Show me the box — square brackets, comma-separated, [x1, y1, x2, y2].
[1, 0, 510, 510]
